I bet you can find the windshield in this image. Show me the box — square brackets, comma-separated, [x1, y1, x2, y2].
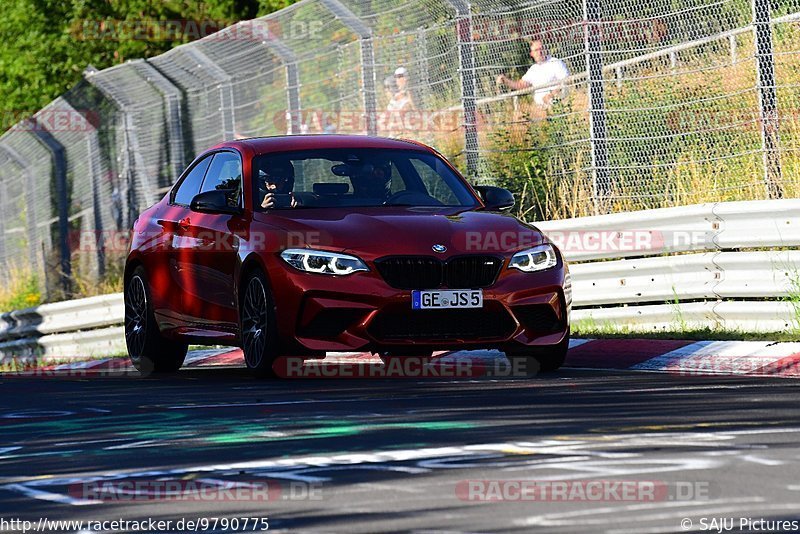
[252, 148, 479, 210]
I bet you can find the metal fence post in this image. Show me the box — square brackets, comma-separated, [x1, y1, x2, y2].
[0, 142, 48, 293]
[752, 0, 783, 199]
[183, 48, 237, 141]
[42, 100, 106, 281]
[84, 66, 160, 213]
[445, 0, 479, 179]
[584, 0, 610, 212]
[320, 0, 377, 135]
[84, 132, 106, 279]
[27, 127, 72, 295]
[0, 178, 6, 264]
[262, 37, 302, 135]
[133, 60, 187, 183]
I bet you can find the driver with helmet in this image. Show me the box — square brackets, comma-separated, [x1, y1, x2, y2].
[350, 159, 393, 201]
[258, 157, 299, 209]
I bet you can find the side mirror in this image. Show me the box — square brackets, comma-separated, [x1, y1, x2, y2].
[190, 190, 241, 215]
[474, 185, 515, 211]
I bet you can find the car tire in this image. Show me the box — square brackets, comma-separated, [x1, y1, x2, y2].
[125, 266, 188, 375]
[240, 269, 280, 377]
[506, 329, 570, 376]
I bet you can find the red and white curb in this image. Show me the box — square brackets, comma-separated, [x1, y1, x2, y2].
[3, 338, 800, 378]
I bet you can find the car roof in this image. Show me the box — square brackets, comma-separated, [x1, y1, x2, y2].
[212, 135, 435, 156]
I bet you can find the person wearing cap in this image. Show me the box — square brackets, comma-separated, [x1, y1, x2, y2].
[496, 39, 570, 108]
[388, 73, 415, 113]
[382, 67, 415, 136]
[394, 67, 409, 92]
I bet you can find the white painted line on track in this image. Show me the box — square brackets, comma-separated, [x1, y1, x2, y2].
[629, 341, 710, 371]
[631, 340, 800, 374]
[1, 483, 101, 506]
[53, 359, 109, 370]
[514, 497, 765, 527]
[165, 399, 372, 409]
[569, 338, 594, 349]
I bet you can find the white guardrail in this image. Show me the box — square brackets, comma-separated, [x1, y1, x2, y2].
[1, 199, 799, 360]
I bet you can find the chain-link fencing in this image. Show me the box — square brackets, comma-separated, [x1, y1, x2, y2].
[0, 0, 798, 299]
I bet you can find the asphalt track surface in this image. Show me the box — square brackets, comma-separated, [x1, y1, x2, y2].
[2, 354, 800, 534]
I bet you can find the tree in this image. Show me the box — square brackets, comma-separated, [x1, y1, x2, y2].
[0, 0, 296, 126]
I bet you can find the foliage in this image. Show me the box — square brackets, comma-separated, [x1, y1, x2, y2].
[69, 250, 126, 301]
[484, 122, 549, 221]
[0, 0, 296, 124]
[0, 265, 41, 313]
[782, 268, 800, 335]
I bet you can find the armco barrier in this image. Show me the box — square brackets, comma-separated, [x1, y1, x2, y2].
[536, 198, 800, 261]
[572, 301, 797, 333]
[1, 199, 798, 360]
[0, 294, 125, 360]
[569, 251, 800, 306]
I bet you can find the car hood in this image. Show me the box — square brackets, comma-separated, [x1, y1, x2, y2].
[254, 206, 546, 259]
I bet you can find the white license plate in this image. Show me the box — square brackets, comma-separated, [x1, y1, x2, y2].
[411, 289, 483, 309]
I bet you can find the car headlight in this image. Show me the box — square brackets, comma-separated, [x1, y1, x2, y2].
[280, 248, 369, 275]
[508, 244, 558, 272]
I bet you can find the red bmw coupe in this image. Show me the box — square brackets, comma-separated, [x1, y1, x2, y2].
[124, 135, 571, 376]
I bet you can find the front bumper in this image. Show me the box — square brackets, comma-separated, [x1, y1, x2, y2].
[266, 256, 570, 354]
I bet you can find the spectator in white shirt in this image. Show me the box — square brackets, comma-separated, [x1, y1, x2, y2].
[381, 71, 416, 136]
[496, 39, 570, 108]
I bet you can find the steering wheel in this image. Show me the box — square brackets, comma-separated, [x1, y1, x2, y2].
[384, 190, 443, 206]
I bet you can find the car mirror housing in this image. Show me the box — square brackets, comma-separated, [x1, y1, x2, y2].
[474, 185, 515, 211]
[189, 190, 242, 215]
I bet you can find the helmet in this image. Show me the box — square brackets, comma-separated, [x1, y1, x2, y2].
[351, 160, 392, 200]
[259, 158, 295, 195]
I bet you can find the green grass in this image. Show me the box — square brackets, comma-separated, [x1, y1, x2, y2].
[573, 322, 800, 342]
[0, 353, 114, 372]
[783, 269, 800, 333]
[0, 265, 41, 313]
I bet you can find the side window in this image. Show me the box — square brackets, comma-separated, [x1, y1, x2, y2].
[173, 156, 212, 206]
[201, 152, 242, 207]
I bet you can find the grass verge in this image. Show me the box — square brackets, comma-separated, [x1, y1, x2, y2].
[573, 322, 800, 342]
